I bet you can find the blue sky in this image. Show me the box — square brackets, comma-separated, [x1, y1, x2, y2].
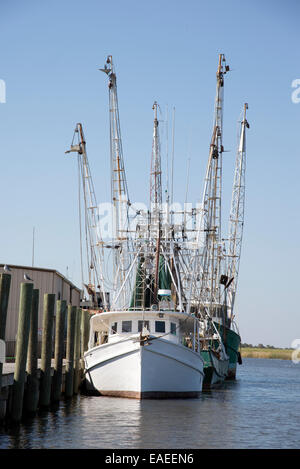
[0, 0, 299, 347]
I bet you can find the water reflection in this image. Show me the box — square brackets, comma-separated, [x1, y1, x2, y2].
[0, 359, 300, 449]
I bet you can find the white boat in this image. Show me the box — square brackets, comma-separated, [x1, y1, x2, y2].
[84, 310, 204, 398]
[67, 54, 248, 399]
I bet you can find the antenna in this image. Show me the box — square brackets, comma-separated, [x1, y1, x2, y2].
[165, 104, 169, 202]
[183, 158, 191, 230]
[184, 158, 191, 207]
[170, 106, 175, 207]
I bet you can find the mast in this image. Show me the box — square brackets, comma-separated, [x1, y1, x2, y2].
[150, 102, 162, 215]
[150, 101, 162, 304]
[100, 56, 132, 308]
[66, 123, 108, 309]
[226, 103, 249, 322]
[197, 53, 230, 312]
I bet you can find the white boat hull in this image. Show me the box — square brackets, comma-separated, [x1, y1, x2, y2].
[84, 336, 204, 398]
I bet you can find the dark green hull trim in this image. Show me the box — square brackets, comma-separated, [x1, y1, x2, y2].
[201, 350, 214, 389]
[203, 366, 214, 389]
[214, 322, 241, 380]
[201, 349, 229, 389]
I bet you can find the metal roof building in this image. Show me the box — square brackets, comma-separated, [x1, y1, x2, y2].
[0, 264, 81, 357]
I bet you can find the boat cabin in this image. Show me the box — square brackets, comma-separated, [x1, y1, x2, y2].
[88, 310, 198, 350]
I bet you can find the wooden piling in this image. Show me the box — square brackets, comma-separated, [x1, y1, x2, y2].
[39, 293, 55, 408]
[24, 289, 40, 415]
[11, 282, 33, 422]
[52, 300, 67, 402]
[0, 273, 11, 420]
[80, 309, 90, 364]
[65, 305, 76, 398]
[73, 308, 82, 394]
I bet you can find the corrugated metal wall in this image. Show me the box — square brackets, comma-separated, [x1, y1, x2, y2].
[1, 265, 81, 358]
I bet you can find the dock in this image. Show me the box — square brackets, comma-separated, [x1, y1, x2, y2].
[0, 273, 90, 425]
[0, 360, 68, 420]
[1, 359, 67, 386]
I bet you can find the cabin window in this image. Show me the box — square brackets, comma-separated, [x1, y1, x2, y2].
[138, 320, 150, 332]
[170, 322, 177, 335]
[111, 322, 118, 334]
[155, 321, 165, 333]
[122, 321, 132, 333]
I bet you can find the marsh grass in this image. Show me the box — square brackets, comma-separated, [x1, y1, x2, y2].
[241, 347, 293, 360]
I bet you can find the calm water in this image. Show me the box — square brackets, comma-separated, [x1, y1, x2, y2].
[0, 358, 299, 449]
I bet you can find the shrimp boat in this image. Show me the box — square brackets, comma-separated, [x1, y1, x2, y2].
[66, 54, 248, 397]
[84, 309, 204, 398]
[194, 54, 232, 389]
[193, 54, 248, 387]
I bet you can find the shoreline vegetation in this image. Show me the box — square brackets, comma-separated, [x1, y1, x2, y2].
[240, 344, 293, 360]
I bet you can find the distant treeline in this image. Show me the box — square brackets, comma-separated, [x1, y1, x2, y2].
[241, 343, 291, 350]
[240, 344, 293, 360]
